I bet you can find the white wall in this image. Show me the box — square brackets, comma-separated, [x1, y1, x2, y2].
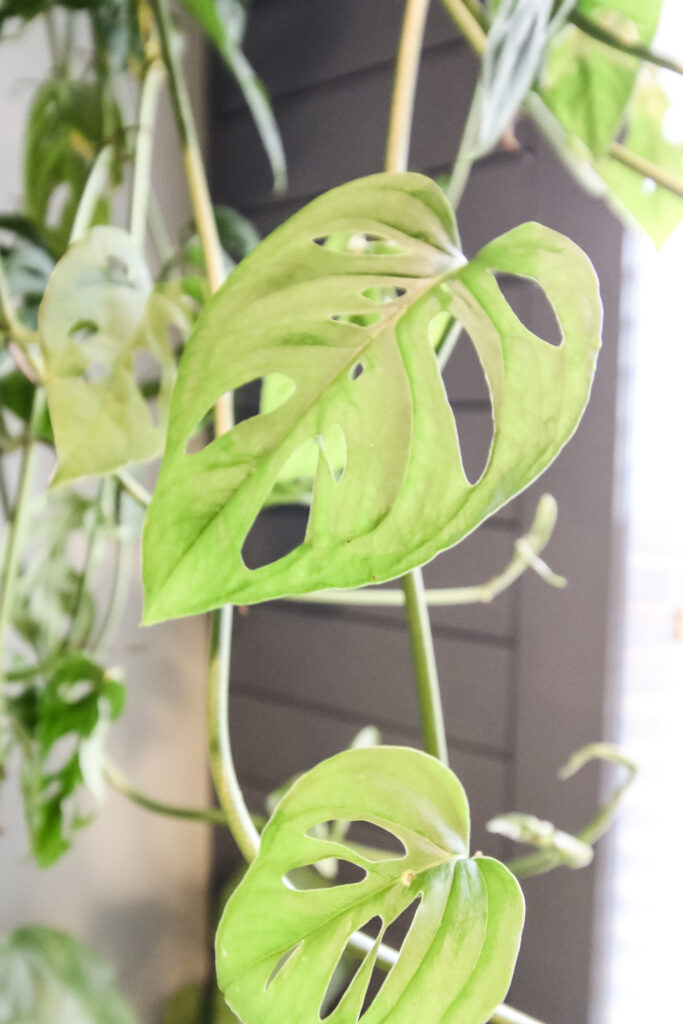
[0, 14, 212, 1021]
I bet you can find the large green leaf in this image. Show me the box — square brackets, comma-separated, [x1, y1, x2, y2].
[143, 172, 601, 621]
[0, 926, 138, 1024]
[599, 76, 683, 248]
[39, 226, 191, 484]
[540, 0, 662, 156]
[181, 0, 286, 193]
[216, 746, 524, 1024]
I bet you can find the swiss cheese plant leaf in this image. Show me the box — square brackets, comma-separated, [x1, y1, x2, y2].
[216, 746, 524, 1024]
[599, 77, 683, 248]
[540, 0, 662, 156]
[143, 172, 601, 621]
[0, 926, 138, 1024]
[181, 0, 286, 192]
[39, 226, 191, 485]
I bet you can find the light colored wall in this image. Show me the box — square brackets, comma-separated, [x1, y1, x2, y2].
[0, 14, 211, 1021]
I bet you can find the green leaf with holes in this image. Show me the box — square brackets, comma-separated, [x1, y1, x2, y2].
[540, 0, 662, 156]
[215, 746, 524, 1024]
[39, 226, 192, 485]
[142, 172, 601, 622]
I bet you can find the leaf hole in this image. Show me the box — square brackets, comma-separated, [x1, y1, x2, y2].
[448, 329, 494, 486]
[186, 374, 295, 455]
[241, 502, 310, 570]
[104, 253, 137, 287]
[350, 362, 364, 381]
[312, 233, 403, 255]
[68, 319, 99, 342]
[284, 859, 367, 889]
[382, 896, 421, 954]
[82, 360, 108, 384]
[317, 423, 347, 484]
[360, 285, 407, 303]
[319, 916, 384, 1020]
[330, 312, 383, 327]
[306, 820, 407, 859]
[494, 273, 563, 347]
[265, 941, 302, 991]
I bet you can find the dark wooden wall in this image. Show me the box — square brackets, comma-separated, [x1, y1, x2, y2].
[208, 3, 624, 1022]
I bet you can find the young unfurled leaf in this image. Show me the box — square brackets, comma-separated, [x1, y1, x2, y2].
[4, 652, 125, 867]
[180, 0, 286, 192]
[216, 746, 524, 1024]
[39, 227, 192, 485]
[487, 812, 594, 868]
[0, 926, 138, 1024]
[599, 76, 683, 248]
[143, 172, 601, 621]
[540, 0, 662, 156]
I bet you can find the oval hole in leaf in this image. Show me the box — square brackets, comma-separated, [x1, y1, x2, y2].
[284, 860, 367, 889]
[448, 330, 493, 486]
[494, 273, 563, 347]
[331, 312, 383, 327]
[361, 285, 407, 303]
[382, 895, 421, 952]
[82, 361, 108, 384]
[241, 503, 309, 570]
[313, 233, 403, 255]
[186, 373, 296, 455]
[350, 362, 364, 381]
[265, 942, 302, 991]
[104, 253, 137, 287]
[307, 819, 407, 859]
[68, 319, 99, 342]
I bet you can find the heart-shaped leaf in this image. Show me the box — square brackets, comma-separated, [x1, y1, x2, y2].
[39, 226, 191, 485]
[142, 172, 601, 622]
[215, 746, 524, 1024]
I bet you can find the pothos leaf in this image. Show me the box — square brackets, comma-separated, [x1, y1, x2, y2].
[540, 0, 662, 156]
[599, 76, 683, 248]
[216, 746, 524, 1024]
[142, 172, 601, 622]
[39, 226, 192, 484]
[0, 926, 138, 1024]
[5, 652, 125, 867]
[180, 0, 286, 193]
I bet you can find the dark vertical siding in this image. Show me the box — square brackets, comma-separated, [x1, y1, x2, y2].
[208, 3, 623, 1022]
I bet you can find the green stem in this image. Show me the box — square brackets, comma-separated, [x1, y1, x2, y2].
[446, 83, 483, 208]
[130, 60, 166, 247]
[386, 0, 449, 769]
[62, 482, 104, 651]
[69, 143, 115, 244]
[609, 141, 683, 200]
[570, 11, 683, 77]
[115, 468, 152, 508]
[440, 0, 487, 56]
[148, 193, 175, 266]
[401, 570, 449, 764]
[104, 761, 229, 826]
[0, 391, 44, 745]
[207, 606, 261, 861]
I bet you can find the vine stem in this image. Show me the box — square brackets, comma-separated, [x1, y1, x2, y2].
[130, 60, 166, 246]
[609, 141, 683, 199]
[386, 0, 449, 768]
[0, 390, 45, 750]
[69, 143, 115, 245]
[151, 0, 258, 862]
[104, 761, 230, 827]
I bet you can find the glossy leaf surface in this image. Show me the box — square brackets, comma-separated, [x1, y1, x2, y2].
[143, 172, 601, 621]
[39, 227, 190, 484]
[540, 0, 662, 155]
[0, 926, 138, 1024]
[216, 746, 524, 1024]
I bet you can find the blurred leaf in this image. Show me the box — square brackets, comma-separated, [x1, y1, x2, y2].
[162, 981, 241, 1024]
[143, 172, 601, 621]
[39, 226, 192, 484]
[24, 79, 122, 254]
[478, 0, 556, 154]
[216, 746, 524, 1024]
[540, 0, 662, 156]
[0, 926, 138, 1024]
[599, 76, 683, 247]
[180, 0, 286, 192]
[487, 812, 594, 868]
[5, 652, 125, 866]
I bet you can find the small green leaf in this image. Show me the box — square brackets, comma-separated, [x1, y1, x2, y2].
[599, 76, 683, 247]
[180, 0, 286, 193]
[39, 226, 191, 484]
[216, 746, 524, 1024]
[0, 926, 138, 1024]
[143, 172, 601, 622]
[540, 1, 662, 156]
